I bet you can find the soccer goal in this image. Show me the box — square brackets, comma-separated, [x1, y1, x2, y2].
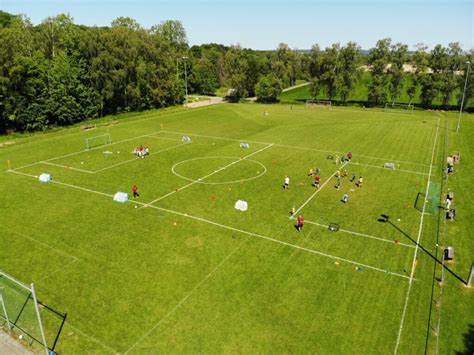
[384, 102, 414, 113]
[306, 100, 332, 109]
[0, 271, 67, 354]
[85, 133, 112, 150]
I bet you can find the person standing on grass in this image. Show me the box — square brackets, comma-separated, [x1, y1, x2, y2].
[336, 178, 342, 190]
[283, 176, 290, 189]
[297, 215, 304, 232]
[347, 152, 353, 161]
[313, 175, 321, 188]
[133, 184, 139, 198]
[357, 176, 363, 188]
[446, 196, 452, 210]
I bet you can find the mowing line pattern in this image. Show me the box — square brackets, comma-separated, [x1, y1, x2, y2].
[124, 236, 249, 353]
[393, 114, 441, 354]
[8, 169, 411, 281]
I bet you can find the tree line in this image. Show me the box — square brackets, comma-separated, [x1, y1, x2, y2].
[0, 11, 472, 133]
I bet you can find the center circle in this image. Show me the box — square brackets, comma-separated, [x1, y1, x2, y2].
[172, 156, 267, 185]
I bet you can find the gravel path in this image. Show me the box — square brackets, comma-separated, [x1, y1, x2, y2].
[0, 331, 32, 354]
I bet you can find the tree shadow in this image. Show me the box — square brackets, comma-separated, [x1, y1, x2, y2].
[456, 323, 474, 355]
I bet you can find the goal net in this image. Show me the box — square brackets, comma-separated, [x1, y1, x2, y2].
[306, 100, 332, 109]
[0, 271, 66, 353]
[384, 102, 414, 113]
[85, 133, 111, 150]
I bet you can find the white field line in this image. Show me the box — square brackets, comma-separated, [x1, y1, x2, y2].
[42, 161, 95, 174]
[0, 224, 78, 261]
[292, 162, 349, 218]
[162, 130, 430, 168]
[11, 129, 163, 171]
[394, 114, 441, 354]
[304, 220, 415, 249]
[348, 162, 431, 176]
[124, 236, 248, 353]
[8, 170, 410, 281]
[35, 258, 79, 283]
[93, 142, 188, 173]
[143, 134, 182, 142]
[141, 143, 274, 207]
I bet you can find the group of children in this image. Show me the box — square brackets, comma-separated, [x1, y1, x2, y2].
[134, 145, 150, 158]
[284, 151, 367, 231]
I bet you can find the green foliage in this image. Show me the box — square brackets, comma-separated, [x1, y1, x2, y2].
[255, 74, 282, 102]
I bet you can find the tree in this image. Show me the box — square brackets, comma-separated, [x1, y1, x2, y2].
[319, 44, 341, 100]
[309, 77, 321, 98]
[388, 42, 408, 102]
[368, 38, 391, 104]
[189, 56, 220, 95]
[255, 74, 282, 102]
[339, 42, 361, 102]
[224, 45, 249, 101]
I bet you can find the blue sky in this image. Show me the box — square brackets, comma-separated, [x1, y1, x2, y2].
[2, 0, 473, 50]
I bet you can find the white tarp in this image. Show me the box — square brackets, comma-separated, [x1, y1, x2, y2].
[38, 173, 51, 182]
[240, 142, 250, 149]
[181, 136, 191, 142]
[234, 200, 248, 211]
[113, 192, 128, 203]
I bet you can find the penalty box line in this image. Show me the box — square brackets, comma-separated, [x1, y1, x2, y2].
[304, 220, 415, 249]
[140, 143, 274, 208]
[8, 169, 411, 282]
[291, 162, 349, 218]
[161, 130, 430, 168]
[348, 162, 431, 176]
[10, 129, 165, 172]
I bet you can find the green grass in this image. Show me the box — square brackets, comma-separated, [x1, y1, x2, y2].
[0, 104, 472, 353]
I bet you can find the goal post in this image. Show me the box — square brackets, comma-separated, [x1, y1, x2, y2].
[85, 133, 112, 150]
[384, 102, 414, 113]
[305, 100, 332, 109]
[0, 271, 48, 354]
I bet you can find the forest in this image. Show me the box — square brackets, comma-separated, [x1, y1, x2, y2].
[0, 10, 472, 133]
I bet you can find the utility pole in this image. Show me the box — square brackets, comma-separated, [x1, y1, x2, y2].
[183, 56, 189, 108]
[456, 60, 471, 133]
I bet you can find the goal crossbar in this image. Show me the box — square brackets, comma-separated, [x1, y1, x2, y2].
[384, 102, 414, 112]
[85, 133, 112, 150]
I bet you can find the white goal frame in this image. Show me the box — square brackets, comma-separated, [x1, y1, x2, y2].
[305, 100, 332, 109]
[384, 102, 414, 113]
[85, 133, 112, 150]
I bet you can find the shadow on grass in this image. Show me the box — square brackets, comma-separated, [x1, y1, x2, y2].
[377, 214, 467, 285]
[456, 324, 474, 355]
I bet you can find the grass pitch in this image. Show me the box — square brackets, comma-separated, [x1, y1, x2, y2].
[0, 104, 472, 353]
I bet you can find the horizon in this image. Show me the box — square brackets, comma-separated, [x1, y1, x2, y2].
[2, 0, 473, 51]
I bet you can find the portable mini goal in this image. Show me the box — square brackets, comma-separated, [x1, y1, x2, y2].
[384, 102, 414, 113]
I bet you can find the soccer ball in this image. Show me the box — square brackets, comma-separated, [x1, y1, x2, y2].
[19, 335, 23, 340]
[134, 206, 138, 209]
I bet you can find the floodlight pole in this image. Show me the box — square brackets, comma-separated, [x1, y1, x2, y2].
[183, 56, 189, 108]
[456, 60, 471, 133]
[468, 263, 474, 287]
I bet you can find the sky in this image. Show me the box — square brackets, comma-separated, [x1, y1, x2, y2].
[2, 0, 473, 50]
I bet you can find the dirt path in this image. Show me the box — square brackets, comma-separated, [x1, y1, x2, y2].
[185, 96, 226, 108]
[282, 82, 309, 92]
[0, 331, 33, 354]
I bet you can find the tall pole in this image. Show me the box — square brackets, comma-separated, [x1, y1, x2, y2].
[183, 56, 189, 108]
[456, 60, 470, 133]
